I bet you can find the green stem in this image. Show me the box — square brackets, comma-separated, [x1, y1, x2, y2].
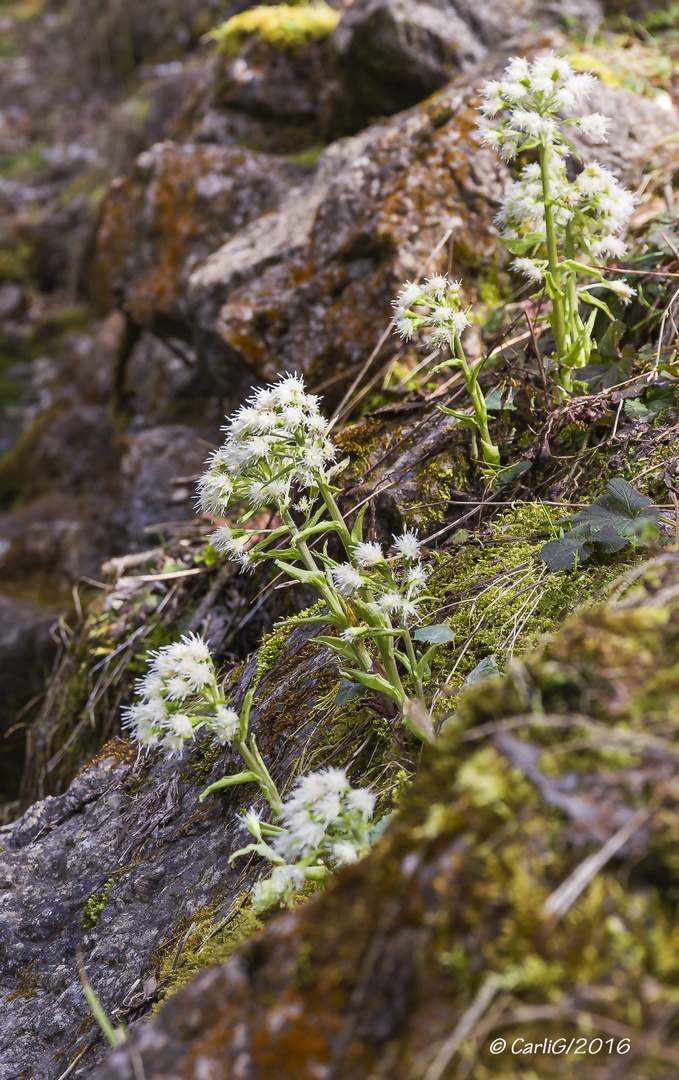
[539, 142, 567, 363]
[403, 629, 426, 708]
[316, 477, 355, 560]
[235, 734, 281, 813]
[282, 508, 373, 673]
[453, 336, 500, 466]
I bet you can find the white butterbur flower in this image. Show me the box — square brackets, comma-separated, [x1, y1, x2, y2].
[345, 788, 376, 818]
[168, 714, 195, 739]
[608, 280, 636, 305]
[512, 257, 545, 283]
[197, 373, 338, 571]
[162, 732, 186, 757]
[377, 591, 404, 614]
[591, 235, 627, 260]
[332, 563, 364, 596]
[210, 705, 239, 744]
[353, 541, 385, 568]
[577, 113, 609, 140]
[393, 528, 421, 560]
[332, 841, 360, 865]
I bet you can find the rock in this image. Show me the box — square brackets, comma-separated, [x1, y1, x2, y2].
[0, 282, 24, 321]
[330, 0, 603, 120]
[92, 553, 679, 1079]
[94, 141, 300, 330]
[0, 593, 58, 819]
[119, 423, 218, 549]
[188, 59, 679, 399]
[188, 86, 507, 397]
[0, 624, 344, 1080]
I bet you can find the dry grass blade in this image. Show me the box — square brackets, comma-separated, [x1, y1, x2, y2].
[542, 801, 655, 924]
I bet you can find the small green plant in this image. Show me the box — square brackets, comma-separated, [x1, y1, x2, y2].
[77, 948, 127, 1049]
[123, 636, 379, 910]
[197, 373, 454, 738]
[391, 276, 500, 467]
[539, 479, 667, 571]
[477, 53, 636, 395]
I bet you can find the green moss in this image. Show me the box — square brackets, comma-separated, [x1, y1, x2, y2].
[401, 455, 465, 533]
[153, 895, 262, 1011]
[212, 2, 339, 56]
[0, 242, 33, 283]
[287, 145, 325, 170]
[81, 878, 116, 929]
[424, 502, 639, 688]
[0, 147, 49, 180]
[255, 601, 326, 684]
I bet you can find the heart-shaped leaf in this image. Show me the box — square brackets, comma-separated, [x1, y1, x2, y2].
[539, 535, 594, 571]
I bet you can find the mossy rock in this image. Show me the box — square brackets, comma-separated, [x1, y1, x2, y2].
[93, 552, 679, 1078]
[212, 3, 340, 56]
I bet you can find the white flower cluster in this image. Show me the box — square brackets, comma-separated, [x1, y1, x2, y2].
[121, 633, 239, 756]
[249, 767, 376, 911]
[197, 374, 337, 569]
[391, 275, 470, 346]
[478, 54, 636, 278]
[331, 528, 426, 625]
[476, 53, 601, 161]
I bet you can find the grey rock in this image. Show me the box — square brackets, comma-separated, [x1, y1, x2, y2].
[188, 59, 679, 399]
[0, 627, 340, 1079]
[331, 0, 603, 118]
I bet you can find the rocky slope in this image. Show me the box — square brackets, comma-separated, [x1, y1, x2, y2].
[1, 0, 679, 1076]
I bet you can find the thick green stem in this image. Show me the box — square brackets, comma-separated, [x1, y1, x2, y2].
[235, 734, 281, 813]
[454, 337, 500, 466]
[403, 629, 426, 708]
[539, 142, 567, 362]
[316, 477, 355, 561]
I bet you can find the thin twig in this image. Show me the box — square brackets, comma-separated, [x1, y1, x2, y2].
[423, 974, 504, 1080]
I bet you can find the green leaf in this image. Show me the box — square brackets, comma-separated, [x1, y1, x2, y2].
[414, 624, 455, 644]
[598, 320, 626, 360]
[351, 505, 368, 543]
[335, 678, 364, 706]
[199, 770, 258, 801]
[564, 479, 660, 549]
[485, 386, 517, 412]
[492, 460, 532, 486]
[500, 232, 545, 256]
[645, 385, 676, 413]
[625, 398, 649, 421]
[539, 535, 594, 571]
[578, 353, 633, 391]
[463, 655, 500, 686]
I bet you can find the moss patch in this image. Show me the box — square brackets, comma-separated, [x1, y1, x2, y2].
[212, 3, 339, 56]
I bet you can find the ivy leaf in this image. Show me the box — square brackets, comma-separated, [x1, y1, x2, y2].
[539, 535, 594, 571]
[463, 655, 500, 686]
[559, 479, 661, 552]
[578, 353, 634, 391]
[645, 385, 676, 413]
[335, 678, 363, 706]
[485, 386, 517, 411]
[414, 624, 455, 644]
